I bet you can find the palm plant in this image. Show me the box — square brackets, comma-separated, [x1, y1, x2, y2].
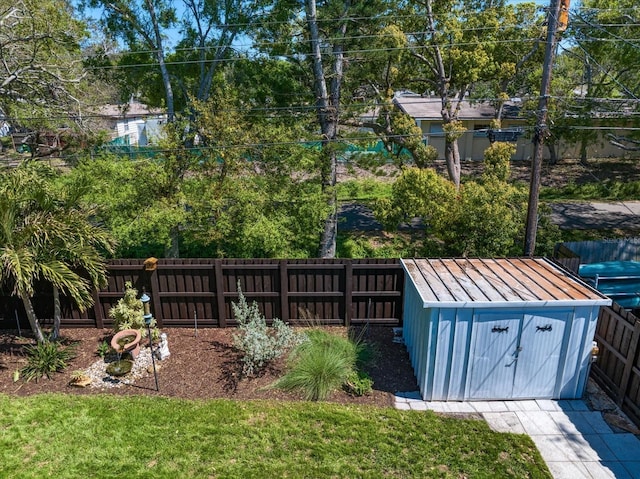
[0, 162, 115, 342]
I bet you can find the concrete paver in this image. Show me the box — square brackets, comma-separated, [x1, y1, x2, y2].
[394, 392, 640, 479]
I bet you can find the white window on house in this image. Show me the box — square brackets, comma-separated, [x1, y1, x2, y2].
[473, 124, 490, 137]
[123, 119, 129, 132]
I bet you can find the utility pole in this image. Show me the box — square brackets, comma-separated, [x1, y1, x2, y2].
[523, 0, 564, 256]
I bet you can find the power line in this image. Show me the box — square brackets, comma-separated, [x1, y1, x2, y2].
[81, 36, 547, 71]
[559, 42, 639, 100]
[94, 22, 547, 58]
[85, 10, 548, 32]
[5, 93, 640, 124]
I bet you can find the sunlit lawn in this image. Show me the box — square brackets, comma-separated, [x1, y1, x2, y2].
[0, 394, 550, 478]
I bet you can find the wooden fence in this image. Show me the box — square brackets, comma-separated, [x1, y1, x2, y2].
[0, 258, 404, 330]
[553, 243, 582, 274]
[591, 302, 640, 425]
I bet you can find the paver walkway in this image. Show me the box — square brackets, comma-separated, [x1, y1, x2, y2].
[395, 392, 640, 479]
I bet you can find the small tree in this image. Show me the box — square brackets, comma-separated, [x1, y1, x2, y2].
[108, 282, 159, 339]
[0, 163, 114, 343]
[374, 167, 455, 230]
[483, 142, 515, 182]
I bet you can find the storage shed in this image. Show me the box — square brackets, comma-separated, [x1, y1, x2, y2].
[401, 258, 612, 401]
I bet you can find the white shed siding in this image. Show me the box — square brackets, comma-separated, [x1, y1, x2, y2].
[558, 305, 599, 397]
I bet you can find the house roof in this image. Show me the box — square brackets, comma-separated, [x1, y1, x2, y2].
[402, 257, 611, 308]
[393, 94, 521, 121]
[95, 102, 165, 119]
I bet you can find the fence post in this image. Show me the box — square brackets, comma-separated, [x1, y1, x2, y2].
[214, 259, 227, 327]
[617, 318, 640, 407]
[92, 288, 103, 329]
[279, 260, 289, 323]
[344, 261, 353, 327]
[149, 267, 163, 328]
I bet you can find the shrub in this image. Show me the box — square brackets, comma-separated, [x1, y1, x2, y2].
[232, 283, 302, 376]
[483, 142, 515, 182]
[274, 329, 374, 401]
[109, 282, 159, 340]
[20, 341, 77, 382]
[96, 340, 111, 358]
[344, 371, 374, 397]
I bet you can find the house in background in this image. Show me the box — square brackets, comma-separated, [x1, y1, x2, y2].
[97, 99, 166, 147]
[393, 91, 640, 161]
[393, 91, 528, 161]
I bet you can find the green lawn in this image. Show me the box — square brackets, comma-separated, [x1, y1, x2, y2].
[0, 394, 550, 478]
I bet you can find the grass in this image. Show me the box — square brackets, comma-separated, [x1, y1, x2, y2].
[336, 178, 393, 202]
[559, 228, 640, 243]
[541, 180, 640, 201]
[274, 329, 371, 400]
[0, 394, 550, 478]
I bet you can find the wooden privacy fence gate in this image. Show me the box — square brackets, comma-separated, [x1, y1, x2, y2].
[591, 302, 640, 426]
[0, 259, 404, 330]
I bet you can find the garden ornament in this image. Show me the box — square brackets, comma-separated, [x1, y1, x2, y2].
[157, 333, 170, 360]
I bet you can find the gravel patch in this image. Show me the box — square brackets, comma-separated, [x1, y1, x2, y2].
[84, 347, 156, 389]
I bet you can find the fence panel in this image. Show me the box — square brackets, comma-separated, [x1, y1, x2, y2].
[592, 303, 640, 426]
[1, 258, 404, 330]
[557, 239, 640, 265]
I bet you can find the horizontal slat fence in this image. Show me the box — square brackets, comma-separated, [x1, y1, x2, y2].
[591, 302, 640, 426]
[558, 239, 640, 264]
[0, 258, 403, 330]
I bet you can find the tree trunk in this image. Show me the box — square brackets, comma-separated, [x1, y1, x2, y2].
[52, 286, 61, 340]
[318, 193, 337, 258]
[146, 0, 174, 122]
[580, 136, 589, 166]
[306, 0, 347, 258]
[165, 227, 180, 258]
[445, 139, 461, 189]
[20, 291, 45, 343]
[547, 142, 558, 165]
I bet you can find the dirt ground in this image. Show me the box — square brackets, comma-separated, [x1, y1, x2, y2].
[338, 157, 640, 189]
[0, 326, 419, 406]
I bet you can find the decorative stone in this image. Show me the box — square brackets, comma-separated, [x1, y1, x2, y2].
[69, 376, 92, 387]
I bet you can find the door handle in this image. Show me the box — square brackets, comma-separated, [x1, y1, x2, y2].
[506, 347, 523, 367]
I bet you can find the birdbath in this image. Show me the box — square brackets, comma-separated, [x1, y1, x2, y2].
[111, 329, 142, 360]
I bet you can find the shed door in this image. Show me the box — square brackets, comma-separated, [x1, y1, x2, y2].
[512, 311, 569, 398]
[468, 312, 521, 399]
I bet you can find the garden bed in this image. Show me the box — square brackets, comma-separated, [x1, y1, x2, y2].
[0, 326, 418, 406]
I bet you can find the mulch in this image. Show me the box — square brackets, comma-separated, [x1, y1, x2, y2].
[0, 326, 419, 407]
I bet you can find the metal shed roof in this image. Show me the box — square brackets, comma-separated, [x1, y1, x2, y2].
[402, 257, 612, 308]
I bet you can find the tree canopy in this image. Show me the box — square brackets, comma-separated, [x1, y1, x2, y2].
[0, 0, 89, 128]
[1, 0, 636, 261]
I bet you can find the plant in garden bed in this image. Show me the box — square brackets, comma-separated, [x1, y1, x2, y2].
[109, 281, 159, 340]
[344, 370, 374, 397]
[96, 340, 111, 358]
[20, 340, 77, 382]
[274, 328, 374, 401]
[232, 283, 303, 376]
